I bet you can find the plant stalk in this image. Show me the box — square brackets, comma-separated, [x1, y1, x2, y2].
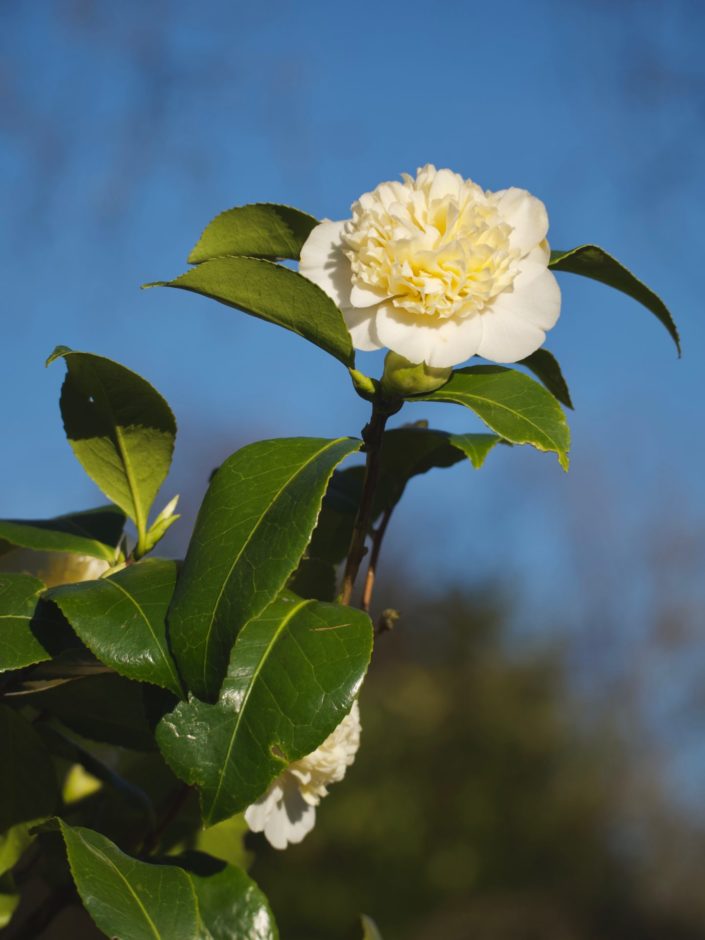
[339, 404, 390, 606]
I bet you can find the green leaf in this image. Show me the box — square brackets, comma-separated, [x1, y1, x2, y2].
[30, 674, 157, 751]
[157, 591, 372, 826]
[361, 914, 384, 940]
[59, 822, 202, 940]
[48, 559, 182, 696]
[0, 506, 125, 562]
[0, 572, 50, 672]
[48, 348, 177, 552]
[373, 427, 501, 520]
[549, 245, 680, 354]
[147, 258, 355, 367]
[0, 706, 59, 832]
[184, 853, 278, 940]
[418, 366, 570, 470]
[0, 821, 37, 876]
[169, 437, 361, 701]
[59, 823, 278, 940]
[188, 202, 318, 263]
[518, 349, 574, 409]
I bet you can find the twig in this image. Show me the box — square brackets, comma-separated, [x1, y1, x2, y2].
[361, 507, 393, 613]
[339, 404, 390, 606]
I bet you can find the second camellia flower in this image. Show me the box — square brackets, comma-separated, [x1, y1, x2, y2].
[299, 164, 561, 368]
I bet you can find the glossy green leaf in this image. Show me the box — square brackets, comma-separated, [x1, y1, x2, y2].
[189, 202, 318, 263]
[184, 853, 278, 940]
[419, 366, 570, 470]
[59, 823, 278, 940]
[0, 572, 49, 672]
[30, 673, 158, 751]
[158, 591, 372, 825]
[48, 348, 177, 551]
[48, 559, 182, 696]
[361, 914, 384, 940]
[307, 467, 365, 565]
[148, 257, 355, 367]
[549, 245, 680, 354]
[59, 822, 201, 940]
[169, 437, 361, 700]
[0, 506, 125, 562]
[518, 348, 574, 409]
[0, 706, 59, 832]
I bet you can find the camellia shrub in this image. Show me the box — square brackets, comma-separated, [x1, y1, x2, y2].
[0, 166, 679, 939]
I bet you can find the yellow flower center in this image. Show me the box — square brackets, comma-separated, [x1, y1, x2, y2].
[342, 167, 520, 320]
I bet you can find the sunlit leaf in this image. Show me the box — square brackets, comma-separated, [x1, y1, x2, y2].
[188, 202, 317, 263]
[550, 245, 680, 354]
[418, 366, 570, 470]
[169, 437, 361, 700]
[48, 559, 183, 696]
[0, 506, 125, 562]
[148, 258, 355, 367]
[158, 591, 372, 825]
[47, 348, 176, 551]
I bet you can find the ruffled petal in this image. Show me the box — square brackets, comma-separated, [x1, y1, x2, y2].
[493, 188, 549, 255]
[375, 305, 484, 368]
[350, 282, 387, 307]
[299, 219, 352, 308]
[244, 783, 284, 833]
[263, 778, 317, 850]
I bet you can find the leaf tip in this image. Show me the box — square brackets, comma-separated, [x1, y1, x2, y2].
[46, 345, 72, 368]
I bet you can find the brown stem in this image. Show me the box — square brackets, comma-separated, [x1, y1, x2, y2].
[339, 405, 390, 606]
[361, 506, 393, 613]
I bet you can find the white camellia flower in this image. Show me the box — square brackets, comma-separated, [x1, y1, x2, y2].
[244, 701, 361, 850]
[299, 164, 561, 367]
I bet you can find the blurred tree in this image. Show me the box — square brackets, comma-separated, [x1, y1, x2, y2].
[250, 580, 705, 940]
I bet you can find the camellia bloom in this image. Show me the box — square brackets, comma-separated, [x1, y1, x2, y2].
[299, 164, 561, 367]
[244, 701, 361, 850]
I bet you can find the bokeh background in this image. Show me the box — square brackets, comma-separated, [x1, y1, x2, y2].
[2, 1, 705, 937]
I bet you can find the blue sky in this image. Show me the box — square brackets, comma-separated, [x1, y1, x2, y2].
[1, 2, 703, 660]
[2, 0, 705, 817]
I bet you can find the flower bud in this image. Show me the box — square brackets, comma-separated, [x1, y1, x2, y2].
[380, 352, 451, 398]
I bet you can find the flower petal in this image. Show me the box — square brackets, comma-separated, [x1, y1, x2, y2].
[375, 305, 484, 368]
[264, 778, 317, 850]
[350, 282, 388, 307]
[299, 219, 352, 307]
[494, 188, 549, 255]
[493, 264, 562, 331]
[342, 304, 384, 352]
